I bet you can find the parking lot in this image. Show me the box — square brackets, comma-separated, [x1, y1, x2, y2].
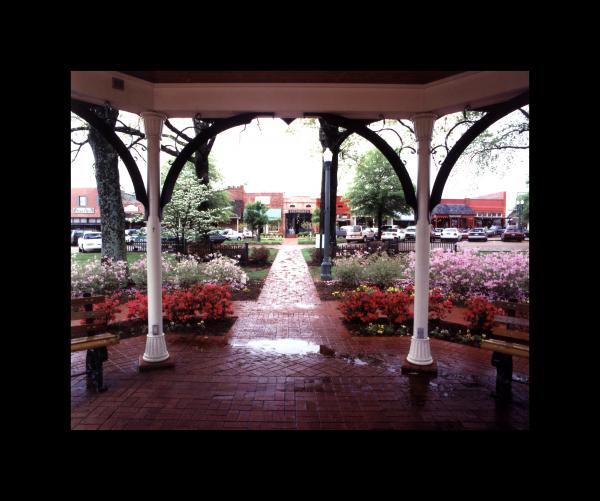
[456, 237, 529, 252]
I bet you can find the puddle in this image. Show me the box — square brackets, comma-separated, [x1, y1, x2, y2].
[231, 338, 321, 355]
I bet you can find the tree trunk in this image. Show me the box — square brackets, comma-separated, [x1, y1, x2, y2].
[87, 105, 127, 263]
[377, 210, 383, 240]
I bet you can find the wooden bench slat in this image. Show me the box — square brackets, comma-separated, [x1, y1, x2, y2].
[71, 333, 119, 352]
[490, 328, 529, 342]
[71, 310, 109, 321]
[71, 323, 109, 338]
[71, 296, 107, 308]
[481, 339, 529, 358]
[493, 301, 530, 314]
[493, 315, 530, 328]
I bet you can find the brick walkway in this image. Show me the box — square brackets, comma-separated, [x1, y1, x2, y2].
[71, 245, 528, 430]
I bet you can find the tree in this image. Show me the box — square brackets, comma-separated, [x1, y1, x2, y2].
[311, 207, 320, 232]
[516, 179, 529, 227]
[71, 111, 222, 260]
[344, 149, 410, 238]
[160, 161, 233, 242]
[243, 201, 269, 241]
[85, 105, 127, 262]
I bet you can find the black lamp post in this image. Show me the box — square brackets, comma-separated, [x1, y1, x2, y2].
[320, 148, 333, 280]
[517, 200, 524, 230]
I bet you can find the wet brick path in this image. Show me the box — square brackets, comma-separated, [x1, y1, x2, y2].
[71, 245, 529, 430]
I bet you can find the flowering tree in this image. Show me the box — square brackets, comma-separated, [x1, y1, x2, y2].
[160, 161, 233, 242]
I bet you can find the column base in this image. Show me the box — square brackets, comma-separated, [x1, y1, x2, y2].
[138, 355, 176, 372]
[401, 359, 438, 375]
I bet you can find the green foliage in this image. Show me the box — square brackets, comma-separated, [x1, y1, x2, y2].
[364, 253, 409, 288]
[243, 201, 270, 239]
[344, 149, 410, 223]
[160, 161, 233, 241]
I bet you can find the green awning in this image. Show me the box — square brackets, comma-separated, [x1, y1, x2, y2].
[266, 208, 281, 220]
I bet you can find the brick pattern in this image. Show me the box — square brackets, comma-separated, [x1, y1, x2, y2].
[71, 246, 529, 430]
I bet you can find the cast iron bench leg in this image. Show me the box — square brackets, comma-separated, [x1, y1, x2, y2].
[86, 347, 109, 392]
[491, 351, 513, 403]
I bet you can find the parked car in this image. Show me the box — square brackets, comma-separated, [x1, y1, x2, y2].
[336, 227, 347, 238]
[501, 225, 524, 242]
[523, 228, 529, 239]
[459, 228, 470, 240]
[381, 228, 405, 241]
[342, 225, 365, 243]
[467, 228, 488, 242]
[361, 227, 376, 241]
[484, 226, 496, 237]
[433, 228, 444, 240]
[78, 231, 102, 253]
[207, 230, 228, 243]
[404, 226, 417, 240]
[124, 229, 140, 243]
[440, 227, 460, 242]
[242, 228, 253, 238]
[220, 228, 244, 240]
[71, 230, 85, 246]
[488, 225, 504, 236]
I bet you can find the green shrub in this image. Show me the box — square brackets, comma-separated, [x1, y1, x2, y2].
[364, 253, 409, 288]
[250, 246, 270, 265]
[333, 255, 365, 287]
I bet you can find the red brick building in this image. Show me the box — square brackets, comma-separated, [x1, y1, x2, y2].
[432, 192, 506, 228]
[70, 188, 145, 231]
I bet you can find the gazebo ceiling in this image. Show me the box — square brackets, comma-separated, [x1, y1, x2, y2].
[71, 70, 529, 120]
[118, 71, 466, 85]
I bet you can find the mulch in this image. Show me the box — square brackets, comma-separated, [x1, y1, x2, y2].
[230, 279, 265, 301]
[106, 316, 238, 340]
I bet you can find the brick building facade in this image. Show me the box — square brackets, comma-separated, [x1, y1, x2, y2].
[71, 188, 145, 231]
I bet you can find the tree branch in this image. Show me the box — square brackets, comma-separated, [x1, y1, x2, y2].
[164, 119, 194, 143]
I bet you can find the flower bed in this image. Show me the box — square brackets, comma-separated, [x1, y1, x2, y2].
[337, 285, 503, 348]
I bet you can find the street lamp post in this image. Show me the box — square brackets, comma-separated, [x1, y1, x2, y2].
[516, 200, 524, 229]
[320, 148, 333, 280]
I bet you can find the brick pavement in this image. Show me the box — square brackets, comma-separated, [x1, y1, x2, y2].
[71, 245, 529, 430]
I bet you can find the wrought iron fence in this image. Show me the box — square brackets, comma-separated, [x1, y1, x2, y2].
[334, 238, 457, 256]
[185, 242, 249, 265]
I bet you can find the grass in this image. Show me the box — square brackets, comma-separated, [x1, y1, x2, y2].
[222, 238, 283, 245]
[243, 248, 279, 280]
[301, 248, 329, 281]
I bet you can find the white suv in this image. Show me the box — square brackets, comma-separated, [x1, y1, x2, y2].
[220, 228, 244, 240]
[342, 225, 364, 242]
[381, 228, 405, 241]
[404, 226, 417, 240]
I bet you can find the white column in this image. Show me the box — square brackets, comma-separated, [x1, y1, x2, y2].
[141, 112, 170, 363]
[406, 113, 437, 365]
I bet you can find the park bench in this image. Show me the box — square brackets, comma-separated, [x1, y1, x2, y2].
[480, 301, 529, 401]
[71, 295, 120, 392]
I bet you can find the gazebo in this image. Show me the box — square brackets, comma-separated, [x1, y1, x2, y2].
[71, 70, 529, 372]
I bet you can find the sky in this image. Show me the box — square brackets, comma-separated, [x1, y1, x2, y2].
[71, 115, 529, 211]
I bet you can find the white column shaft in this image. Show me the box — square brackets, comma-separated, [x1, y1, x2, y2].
[407, 113, 437, 365]
[141, 112, 170, 363]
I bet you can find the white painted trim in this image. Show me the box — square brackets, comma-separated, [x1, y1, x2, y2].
[71, 71, 528, 120]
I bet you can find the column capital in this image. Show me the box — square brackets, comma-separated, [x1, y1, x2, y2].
[410, 113, 438, 143]
[141, 111, 167, 138]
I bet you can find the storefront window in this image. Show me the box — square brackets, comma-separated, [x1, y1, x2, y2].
[78, 196, 87, 206]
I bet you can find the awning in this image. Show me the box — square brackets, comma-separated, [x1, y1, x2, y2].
[266, 208, 282, 220]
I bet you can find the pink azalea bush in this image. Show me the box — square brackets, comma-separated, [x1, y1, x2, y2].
[426, 249, 529, 303]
